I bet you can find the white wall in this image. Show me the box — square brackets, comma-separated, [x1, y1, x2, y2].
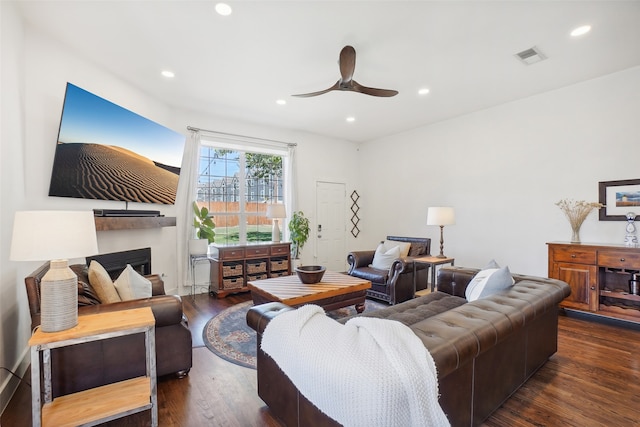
[0, 7, 359, 412]
[358, 66, 640, 276]
[0, 1, 31, 413]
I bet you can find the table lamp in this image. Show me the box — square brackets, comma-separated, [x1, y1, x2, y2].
[427, 207, 455, 258]
[10, 211, 99, 332]
[266, 204, 286, 243]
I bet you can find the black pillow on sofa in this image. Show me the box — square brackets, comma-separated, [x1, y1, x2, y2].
[70, 264, 101, 306]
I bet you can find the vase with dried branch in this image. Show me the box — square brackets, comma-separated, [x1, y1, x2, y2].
[556, 199, 604, 243]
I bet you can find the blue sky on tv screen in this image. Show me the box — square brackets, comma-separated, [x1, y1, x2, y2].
[58, 83, 185, 168]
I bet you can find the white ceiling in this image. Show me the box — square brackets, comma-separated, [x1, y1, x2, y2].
[15, 0, 640, 143]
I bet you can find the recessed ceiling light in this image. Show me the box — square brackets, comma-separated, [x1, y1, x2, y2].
[215, 3, 232, 16]
[276, 99, 286, 105]
[571, 25, 591, 37]
[346, 116, 355, 123]
[418, 88, 430, 95]
[161, 70, 175, 78]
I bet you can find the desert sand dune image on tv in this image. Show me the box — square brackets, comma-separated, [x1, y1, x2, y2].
[48, 83, 185, 205]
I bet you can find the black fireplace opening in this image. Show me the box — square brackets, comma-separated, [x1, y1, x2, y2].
[86, 247, 151, 280]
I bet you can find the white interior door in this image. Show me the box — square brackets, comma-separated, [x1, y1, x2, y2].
[315, 181, 347, 271]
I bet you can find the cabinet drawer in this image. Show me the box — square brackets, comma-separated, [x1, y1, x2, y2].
[246, 247, 269, 257]
[246, 261, 267, 274]
[222, 277, 244, 290]
[270, 245, 290, 256]
[552, 247, 596, 264]
[597, 251, 640, 269]
[222, 263, 243, 277]
[219, 248, 245, 260]
[270, 259, 289, 272]
[270, 271, 289, 278]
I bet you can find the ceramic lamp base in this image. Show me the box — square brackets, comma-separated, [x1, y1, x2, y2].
[272, 219, 281, 243]
[40, 259, 78, 332]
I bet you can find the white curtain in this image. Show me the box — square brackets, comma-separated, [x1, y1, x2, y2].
[177, 130, 201, 294]
[282, 144, 297, 242]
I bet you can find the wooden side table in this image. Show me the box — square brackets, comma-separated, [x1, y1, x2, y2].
[29, 307, 157, 427]
[413, 255, 455, 292]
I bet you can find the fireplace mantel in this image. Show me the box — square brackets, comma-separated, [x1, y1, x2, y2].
[94, 216, 176, 231]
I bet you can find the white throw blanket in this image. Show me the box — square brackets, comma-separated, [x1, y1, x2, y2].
[261, 305, 450, 427]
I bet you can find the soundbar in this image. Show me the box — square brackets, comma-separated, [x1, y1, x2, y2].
[93, 209, 161, 217]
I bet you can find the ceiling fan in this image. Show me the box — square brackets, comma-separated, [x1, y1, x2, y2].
[292, 45, 398, 98]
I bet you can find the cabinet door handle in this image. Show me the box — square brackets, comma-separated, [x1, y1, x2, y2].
[591, 286, 596, 290]
[620, 258, 625, 262]
[571, 254, 576, 258]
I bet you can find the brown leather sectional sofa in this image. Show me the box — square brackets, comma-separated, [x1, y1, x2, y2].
[25, 261, 192, 398]
[247, 266, 571, 426]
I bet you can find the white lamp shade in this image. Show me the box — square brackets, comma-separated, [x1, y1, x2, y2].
[266, 204, 286, 219]
[427, 207, 456, 226]
[10, 211, 99, 261]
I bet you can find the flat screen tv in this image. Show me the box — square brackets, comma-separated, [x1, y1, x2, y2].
[48, 82, 185, 205]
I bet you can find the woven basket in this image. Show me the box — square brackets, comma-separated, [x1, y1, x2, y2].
[223, 277, 244, 289]
[270, 260, 288, 272]
[222, 264, 243, 277]
[246, 261, 267, 274]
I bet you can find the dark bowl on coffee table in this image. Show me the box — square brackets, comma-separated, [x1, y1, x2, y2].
[295, 265, 326, 284]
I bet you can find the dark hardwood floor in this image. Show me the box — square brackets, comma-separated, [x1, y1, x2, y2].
[3, 292, 640, 426]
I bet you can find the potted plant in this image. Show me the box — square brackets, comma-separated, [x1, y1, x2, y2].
[288, 211, 310, 260]
[190, 202, 215, 255]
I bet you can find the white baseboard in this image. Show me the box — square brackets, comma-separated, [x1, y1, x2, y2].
[0, 346, 30, 417]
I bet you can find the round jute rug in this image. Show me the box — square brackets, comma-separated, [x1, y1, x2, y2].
[202, 299, 387, 369]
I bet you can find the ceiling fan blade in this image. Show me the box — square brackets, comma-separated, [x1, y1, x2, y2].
[292, 81, 340, 97]
[352, 80, 398, 97]
[339, 45, 356, 84]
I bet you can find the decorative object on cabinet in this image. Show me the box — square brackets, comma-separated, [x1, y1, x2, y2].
[548, 241, 640, 323]
[209, 242, 291, 298]
[350, 190, 361, 238]
[427, 206, 455, 258]
[624, 212, 638, 246]
[10, 211, 99, 332]
[598, 179, 640, 221]
[555, 199, 603, 243]
[266, 204, 287, 243]
[288, 211, 310, 260]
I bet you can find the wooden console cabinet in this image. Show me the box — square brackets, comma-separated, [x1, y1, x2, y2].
[209, 242, 291, 298]
[548, 242, 640, 322]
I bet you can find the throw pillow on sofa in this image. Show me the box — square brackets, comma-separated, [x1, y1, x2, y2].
[114, 264, 152, 301]
[465, 264, 514, 301]
[370, 244, 401, 270]
[88, 260, 121, 303]
[383, 240, 412, 258]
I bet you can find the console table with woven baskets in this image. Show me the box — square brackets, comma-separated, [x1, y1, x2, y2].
[209, 242, 291, 298]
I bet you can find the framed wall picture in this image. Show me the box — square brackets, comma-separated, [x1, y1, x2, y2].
[598, 179, 640, 221]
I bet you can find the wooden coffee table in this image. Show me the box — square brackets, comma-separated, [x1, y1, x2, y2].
[247, 271, 371, 313]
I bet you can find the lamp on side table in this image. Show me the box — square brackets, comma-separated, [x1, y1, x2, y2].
[427, 206, 455, 258]
[10, 211, 99, 332]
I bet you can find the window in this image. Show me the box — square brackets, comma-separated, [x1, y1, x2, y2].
[195, 146, 284, 244]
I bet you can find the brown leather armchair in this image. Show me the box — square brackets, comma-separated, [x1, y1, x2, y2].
[347, 236, 430, 304]
[25, 261, 192, 398]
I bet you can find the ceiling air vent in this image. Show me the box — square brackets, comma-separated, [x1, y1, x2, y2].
[515, 46, 546, 65]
